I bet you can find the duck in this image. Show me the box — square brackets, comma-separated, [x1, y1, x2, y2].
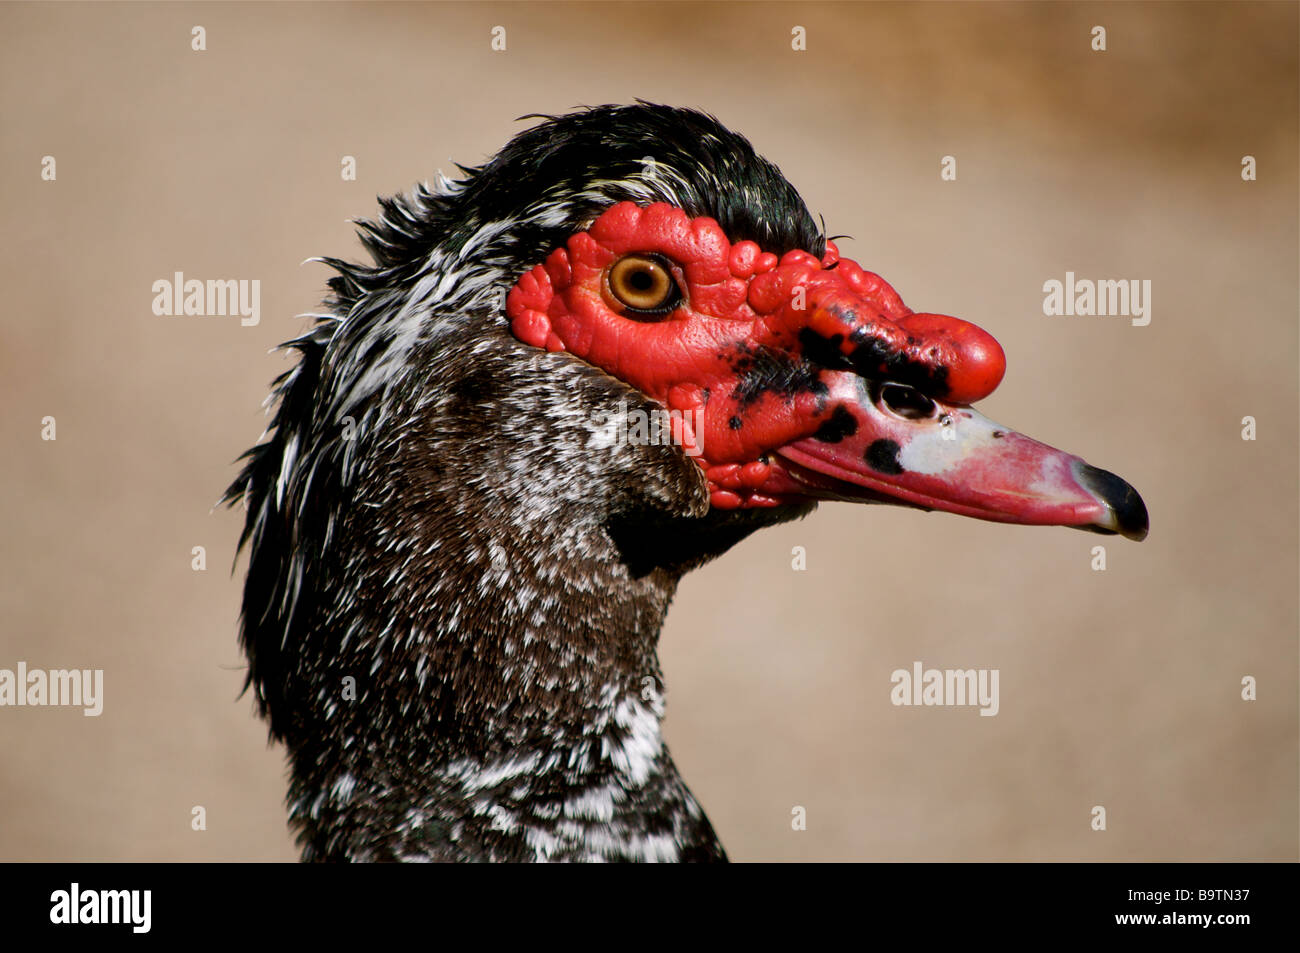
[224, 102, 1148, 863]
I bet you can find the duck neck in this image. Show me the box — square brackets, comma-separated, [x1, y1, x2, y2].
[241, 333, 801, 862]
[281, 515, 725, 862]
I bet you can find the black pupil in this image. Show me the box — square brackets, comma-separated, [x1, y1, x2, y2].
[629, 268, 654, 292]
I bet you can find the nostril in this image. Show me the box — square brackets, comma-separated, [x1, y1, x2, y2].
[880, 383, 937, 420]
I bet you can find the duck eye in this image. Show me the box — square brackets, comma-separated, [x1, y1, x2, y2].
[607, 254, 680, 317]
[879, 383, 937, 420]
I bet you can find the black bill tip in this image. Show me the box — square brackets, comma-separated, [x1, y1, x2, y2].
[1076, 463, 1149, 541]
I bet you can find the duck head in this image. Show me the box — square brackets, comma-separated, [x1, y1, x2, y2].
[506, 199, 1147, 538]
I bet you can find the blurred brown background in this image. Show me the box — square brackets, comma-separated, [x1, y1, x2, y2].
[1, 2, 1295, 862]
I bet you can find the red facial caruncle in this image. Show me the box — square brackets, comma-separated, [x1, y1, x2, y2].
[506, 201, 1147, 540]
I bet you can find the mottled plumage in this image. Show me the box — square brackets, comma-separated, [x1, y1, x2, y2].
[226, 102, 1147, 863]
[225, 104, 818, 861]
